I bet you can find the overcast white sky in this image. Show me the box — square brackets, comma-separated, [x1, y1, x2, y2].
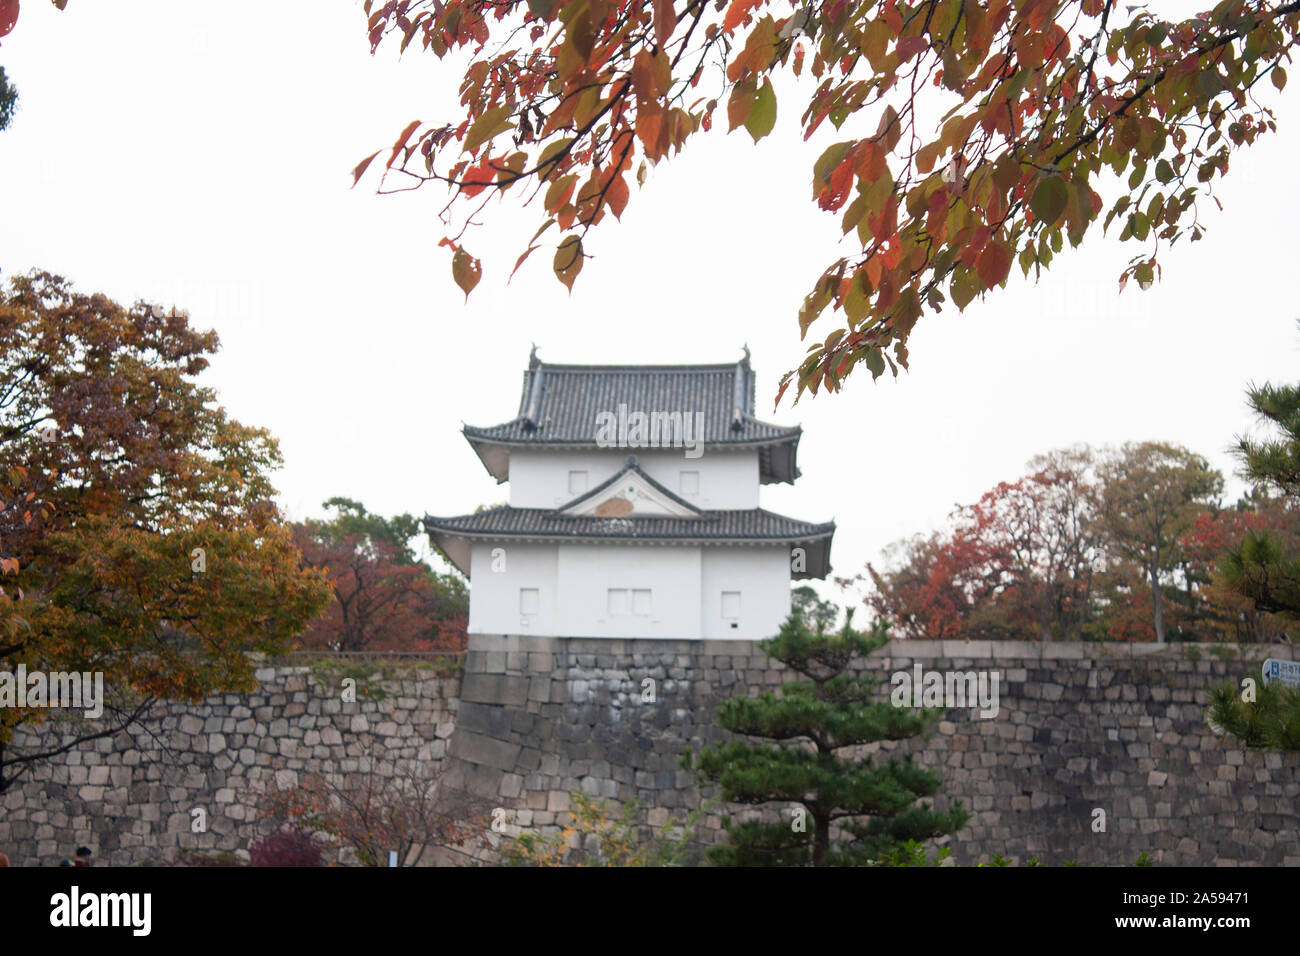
[1, 1, 1295, 606]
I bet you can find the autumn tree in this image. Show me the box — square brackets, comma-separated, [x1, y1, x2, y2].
[863, 447, 1101, 640]
[690, 610, 968, 865]
[0, 270, 331, 794]
[1097, 441, 1222, 642]
[361, 0, 1299, 400]
[293, 497, 469, 652]
[1177, 497, 1293, 642]
[0, 0, 18, 131]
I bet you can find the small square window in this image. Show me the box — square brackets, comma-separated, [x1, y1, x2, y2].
[568, 470, 589, 494]
[632, 589, 652, 616]
[721, 591, 741, 620]
[680, 471, 700, 496]
[608, 588, 629, 616]
[520, 588, 540, 615]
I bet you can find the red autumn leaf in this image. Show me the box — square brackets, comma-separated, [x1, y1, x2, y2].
[460, 155, 497, 198]
[897, 35, 928, 62]
[818, 156, 855, 211]
[0, 0, 17, 37]
[976, 239, 1012, 288]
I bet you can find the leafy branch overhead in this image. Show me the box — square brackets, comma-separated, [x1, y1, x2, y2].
[361, 0, 1298, 403]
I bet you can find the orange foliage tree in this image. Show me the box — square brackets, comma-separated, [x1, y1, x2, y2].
[0, 271, 330, 793]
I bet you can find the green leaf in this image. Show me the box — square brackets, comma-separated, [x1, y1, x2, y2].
[1155, 158, 1174, 184]
[950, 269, 978, 311]
[1196, 69, 1223, 100]
[1029, 176, 1068, 225]
[744, 80, 777, 142]
[464, 104, 515, 155]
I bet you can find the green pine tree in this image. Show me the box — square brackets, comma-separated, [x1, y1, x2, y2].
[0, 67, 17, 132]
[1221, 379, 1300, 620]
[1207, 679, 1300, 751]
[689, 610, 968, 866]
[1208, 372, 1300, 750]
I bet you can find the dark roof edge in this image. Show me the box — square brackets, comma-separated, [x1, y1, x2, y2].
[423, 508, 836, 540]
[461, 424, 802, 447]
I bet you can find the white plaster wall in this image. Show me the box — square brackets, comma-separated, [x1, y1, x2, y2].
[508, 448, 759, 509]
[700, 547, 792, 640]
[556, 544, 703, 638]
[467, 541, 558, 635]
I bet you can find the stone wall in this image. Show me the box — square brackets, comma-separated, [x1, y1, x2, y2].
[0, 661, 459, 866]
[2, 639, 1298, 866]
[447, 636, 1300, 866]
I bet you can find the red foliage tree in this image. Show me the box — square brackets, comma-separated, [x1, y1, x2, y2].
[867, 454, 1099, 640]
[291, 499, 468, 653]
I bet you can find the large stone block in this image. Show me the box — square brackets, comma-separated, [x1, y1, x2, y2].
[461, 673, 531, 707]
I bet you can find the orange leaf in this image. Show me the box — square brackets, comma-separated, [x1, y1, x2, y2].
[351, 151, 381, 187]
[865, 255, 883, 289]
[653, 0, 677, 49]
[605, 173, 630, 219]
[386, 119, 422, 169]
[636, 107, 666, 159]
[723, 0, 762, 33]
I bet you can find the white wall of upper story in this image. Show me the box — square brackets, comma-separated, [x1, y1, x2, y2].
[508, 447, 760, 509]
[465, 540, 792, 639]
[700, 547, 792, 641]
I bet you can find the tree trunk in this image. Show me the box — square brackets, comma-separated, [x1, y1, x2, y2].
[1149, 555, 1165, 643]
[812, 812, 830, 867]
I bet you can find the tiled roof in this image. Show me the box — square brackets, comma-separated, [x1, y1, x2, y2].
[425, 507, 834, 541]
[424, 506, 834, 579]
[464, 358, 800, 446]
[463, 352, 803, 483]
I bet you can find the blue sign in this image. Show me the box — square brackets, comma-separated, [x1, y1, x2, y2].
[1262, 658, 1300, 687]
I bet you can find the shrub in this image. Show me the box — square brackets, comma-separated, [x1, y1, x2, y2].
[249, 827, 326, 867]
